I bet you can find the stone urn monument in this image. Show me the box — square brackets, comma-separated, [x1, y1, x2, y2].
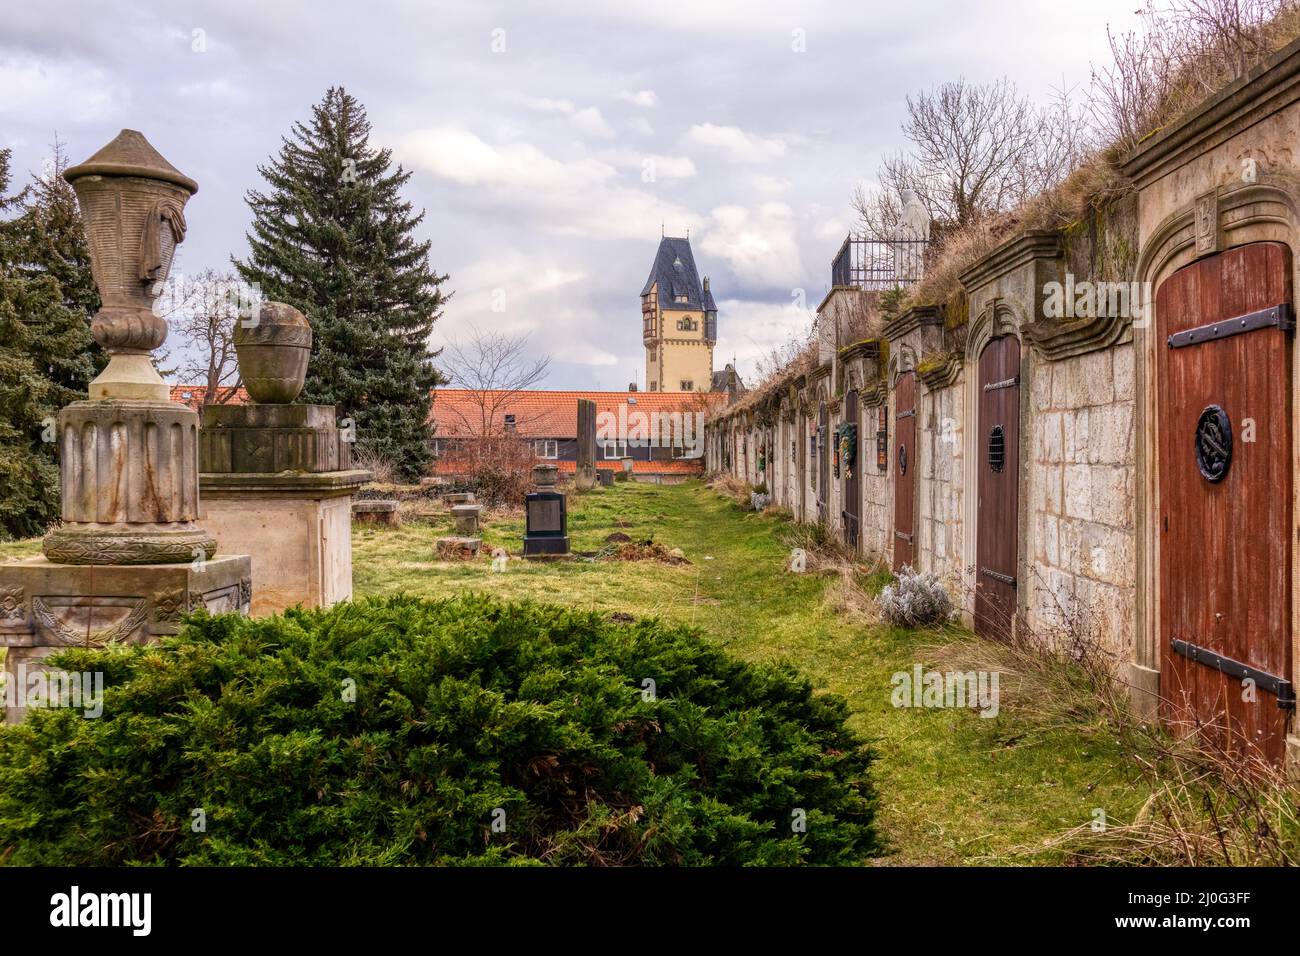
[0, 130, 252, 722]
[523, 463, 569, 557]
[200, 302, 370, 616]
[234, 302, 312, 403]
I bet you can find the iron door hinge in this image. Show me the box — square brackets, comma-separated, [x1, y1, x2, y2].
[1167, 303, 1294, 349]
[1171, 638, 1296, 708]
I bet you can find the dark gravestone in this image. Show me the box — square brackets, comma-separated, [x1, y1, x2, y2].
[523, 464, 569, 557]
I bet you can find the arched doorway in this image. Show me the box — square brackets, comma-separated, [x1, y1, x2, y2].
[974, 335, 1020, 640]
[892, 371, 917, 571]
[1156, 241, 1293, 762]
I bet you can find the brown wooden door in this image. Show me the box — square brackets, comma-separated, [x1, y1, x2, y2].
[1157, 241, 1293, 763]
[893, 372, 917, 571]
[975, 336, 1020, 640]
[817, 404, 829, 524]
[843, 390, 860, 549]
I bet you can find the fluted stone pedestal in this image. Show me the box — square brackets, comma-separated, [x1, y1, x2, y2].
[200, 403, 368, 617]
[43, 400, 216, 565]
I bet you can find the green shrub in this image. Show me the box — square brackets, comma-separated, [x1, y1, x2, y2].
[0, 594, 878, 865]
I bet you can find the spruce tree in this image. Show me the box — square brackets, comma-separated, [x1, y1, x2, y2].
[14, 138, 99, 392]
[234, 87, 446, 479]
[0, 148, 92, 539]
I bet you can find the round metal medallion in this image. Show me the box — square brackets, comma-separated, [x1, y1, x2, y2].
[898, 443, 907, 475]
[1194, 404, 1232, 483]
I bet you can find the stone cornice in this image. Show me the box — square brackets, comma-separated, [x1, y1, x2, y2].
[200, 469, 372, 498]
[882, 305, 943, 341]
[958, 230, 1063, 294]
[1122, 36, 1300, 189]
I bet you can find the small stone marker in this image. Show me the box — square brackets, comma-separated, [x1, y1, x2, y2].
[352, 500, 400, 526]
[598, 470, 614, 488]
[444, 492, 476, 506]
[451, 504, 482, 536]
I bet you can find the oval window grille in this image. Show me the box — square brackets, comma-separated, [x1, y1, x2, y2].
[1195, 405, 1232, 483]
[898, 444, 907, 475]
[988, 425, 1005, 473]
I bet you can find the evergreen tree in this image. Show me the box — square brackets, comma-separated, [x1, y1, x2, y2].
[0, 148, 92, 539]
[13, 138, 99, 392]
[234, 87, 447, 479]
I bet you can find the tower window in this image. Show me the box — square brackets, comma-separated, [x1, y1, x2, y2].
[680, 380, 694, 391]
[676, 317, 697, 331]
[674, 294, 688, 303]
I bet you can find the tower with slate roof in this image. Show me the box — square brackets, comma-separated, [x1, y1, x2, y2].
[640, 236, 716, 392]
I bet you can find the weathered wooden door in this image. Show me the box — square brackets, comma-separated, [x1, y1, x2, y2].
[843, 390, 860, 549]
[893, 372, 917, 571]
[1157, 241, 1293, 762]
[817, 404, 829, 524]
[975, 336, 1020, 640]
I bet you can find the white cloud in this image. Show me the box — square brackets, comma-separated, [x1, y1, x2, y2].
[751, 173, 790, 194]
[395, 127, 616, 192]
[600, 149, 697, 179]
[619, 89, 659, 108]
[699, 203, 804, 287]
[684, 123, 787, 164]
[625, 116, 655, 136]
[570, 106, 615, 139]
[396, 127, 700, 241]
[0, 56, 118, 125]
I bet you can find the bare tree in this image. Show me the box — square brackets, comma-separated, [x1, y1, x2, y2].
[163, 268, 248, 405]
[853, 77, 1089, 238]
[1089, 0, 1296, 152]
[438, 326, 550, 436]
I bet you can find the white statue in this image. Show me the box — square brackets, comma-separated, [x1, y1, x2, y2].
[893, 188, 930, 282]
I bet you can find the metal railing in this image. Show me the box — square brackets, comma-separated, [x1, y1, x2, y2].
[830, 234, 929, 290]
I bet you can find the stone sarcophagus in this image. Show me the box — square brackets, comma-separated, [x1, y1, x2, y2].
[0, 130, 251, 722]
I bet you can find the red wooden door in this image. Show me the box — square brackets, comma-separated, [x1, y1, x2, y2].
[893, 372, 917, 571]
[975, 336, 1020, 640]
[1157, 241, 1293, 763]
[843, 389, 860, 549]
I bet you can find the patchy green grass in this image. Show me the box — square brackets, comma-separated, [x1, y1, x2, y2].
[354, 480, 1149, 865]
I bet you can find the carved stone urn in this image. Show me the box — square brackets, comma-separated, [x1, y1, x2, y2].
[43, 130, 217, 566]
[234, 302, 313, 403]
[64, 129, 197, 403]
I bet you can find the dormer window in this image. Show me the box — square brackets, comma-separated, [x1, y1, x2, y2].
[674, 294, 688, 303]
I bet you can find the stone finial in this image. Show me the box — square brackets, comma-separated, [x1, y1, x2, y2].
[532, 463, 559, 489]
[64, 130, 197, 402]
[234, 302, 313, 403]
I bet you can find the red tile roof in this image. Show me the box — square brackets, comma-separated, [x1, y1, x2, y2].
[430, 389, 722, 439]
[169, 385, 250, 410]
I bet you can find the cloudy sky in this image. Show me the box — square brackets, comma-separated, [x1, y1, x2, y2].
[3, 0, 1144, 389]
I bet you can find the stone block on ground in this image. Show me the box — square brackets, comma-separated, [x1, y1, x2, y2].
[436, 537, 481, 560]
[353, 500, 400, 525]
[444, 492, 476, 505]
[451, 504, 483, 535]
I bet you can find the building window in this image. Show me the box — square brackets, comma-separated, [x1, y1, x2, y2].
[647, 348, 657, 362]
[676, 317, 697, 331]
[504, 414, 516, 434]
[674, 294, 688, 303]
[680, 380, 694, 391]
[601, 439, 628, 459]
[534, 439, 558, 459]
[649, 381, 657, 392]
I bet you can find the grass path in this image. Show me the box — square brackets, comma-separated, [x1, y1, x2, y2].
[354, 480, 1147, 864]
